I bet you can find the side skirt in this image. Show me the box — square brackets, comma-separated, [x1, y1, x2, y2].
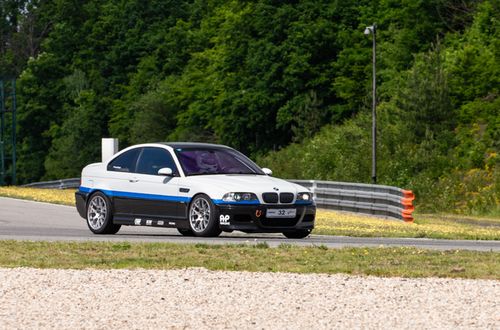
[113, 215, 190, 229]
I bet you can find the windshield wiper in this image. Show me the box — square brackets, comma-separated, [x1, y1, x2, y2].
[187, 171, 217, 176]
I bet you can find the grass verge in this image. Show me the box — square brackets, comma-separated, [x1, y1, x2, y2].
[0, 241, 498, 279]
[0, 186, 499, 240]
[314, 210, 500, 240]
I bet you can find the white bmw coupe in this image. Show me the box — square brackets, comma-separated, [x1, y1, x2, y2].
[76, 143, 316, 238]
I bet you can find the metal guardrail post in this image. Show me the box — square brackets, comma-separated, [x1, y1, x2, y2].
[290, 179, 415, 222]
[22, 178, 81, 189]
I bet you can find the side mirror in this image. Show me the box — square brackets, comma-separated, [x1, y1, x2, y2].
[158, 167, 174, 176]
[262, 168, 273, 176]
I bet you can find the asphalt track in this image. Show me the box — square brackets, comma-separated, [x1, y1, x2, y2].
[0, 197, 498, 251]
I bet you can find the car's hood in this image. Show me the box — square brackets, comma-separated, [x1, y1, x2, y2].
[184, 174, 308, 195]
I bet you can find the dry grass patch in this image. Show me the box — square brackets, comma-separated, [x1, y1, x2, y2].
[0, 186, 75, 205]
[314, 210, 500, 240]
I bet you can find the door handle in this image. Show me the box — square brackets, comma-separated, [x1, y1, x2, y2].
[129, 178, 139, 183]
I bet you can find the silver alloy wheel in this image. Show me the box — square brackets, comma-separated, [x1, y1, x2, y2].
[189, 197, 211, 233]
[87, 195, 107, 230]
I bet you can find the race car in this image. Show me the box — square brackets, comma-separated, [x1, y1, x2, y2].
[75, 142, 316, 238]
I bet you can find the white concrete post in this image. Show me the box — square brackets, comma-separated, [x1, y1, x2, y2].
[311, 180, 317, 201]
[102, 138, 119, 162]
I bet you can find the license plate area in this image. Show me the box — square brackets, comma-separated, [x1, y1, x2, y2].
[266, 208, 297, 218]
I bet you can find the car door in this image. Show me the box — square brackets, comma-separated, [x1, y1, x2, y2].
[132, 147, 184, 219]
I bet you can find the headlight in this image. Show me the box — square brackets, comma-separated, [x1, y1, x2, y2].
[297, 192, 312, 201]
[222, 192, 259, 202]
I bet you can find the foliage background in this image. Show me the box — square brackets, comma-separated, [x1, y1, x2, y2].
[1, 0, 498, 215]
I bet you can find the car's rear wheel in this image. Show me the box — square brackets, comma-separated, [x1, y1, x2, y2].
[86, 192, 121, 234]
[282, 229, 311, 239]
[188, 194, 221, 237]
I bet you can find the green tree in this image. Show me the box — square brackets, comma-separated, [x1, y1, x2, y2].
[45, 90, 109, 178]
[16, 53, 67, 183]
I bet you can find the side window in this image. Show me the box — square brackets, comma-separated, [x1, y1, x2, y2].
[136, 147, 178, 176]
[107, 148, 141, 173]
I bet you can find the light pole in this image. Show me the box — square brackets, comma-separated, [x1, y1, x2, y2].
[364, 24, 377, 184]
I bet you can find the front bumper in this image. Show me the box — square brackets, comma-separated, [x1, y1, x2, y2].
[215, 203, 316, 233]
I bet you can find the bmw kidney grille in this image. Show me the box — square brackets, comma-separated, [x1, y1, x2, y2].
[262, 192, 294, 204]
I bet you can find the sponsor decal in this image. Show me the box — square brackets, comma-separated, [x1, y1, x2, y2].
[255, 210, 262, 218]
[157, 220, 164, 226]
[219, 215, 230, 225]
[168, 222, 175, 226]
[146, 220, 153, 226]
[134, 218, 141, 225]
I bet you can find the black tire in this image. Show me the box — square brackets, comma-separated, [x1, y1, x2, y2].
[188, 194, 221, 237]
[177, 228, 195, 236]
[282, 229, 311, 239]
[86, 192, 121, 234]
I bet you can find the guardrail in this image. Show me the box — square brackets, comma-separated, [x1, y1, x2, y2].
[22, 177, 415, 222]
[289, 180, 415, 223]
[23, 178, 80, 190]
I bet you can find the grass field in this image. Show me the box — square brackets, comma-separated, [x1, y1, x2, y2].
[0, 241, 498, 279]
[0, 186, 499, 240]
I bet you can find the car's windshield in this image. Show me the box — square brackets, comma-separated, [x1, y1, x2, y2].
[174, 147, 265, 176]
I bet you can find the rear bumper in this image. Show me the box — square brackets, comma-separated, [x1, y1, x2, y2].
[75, 190, 88, 219]
[215, 203, 315, 233]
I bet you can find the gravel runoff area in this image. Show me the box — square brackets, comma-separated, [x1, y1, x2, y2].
[0, 268, 498, 329]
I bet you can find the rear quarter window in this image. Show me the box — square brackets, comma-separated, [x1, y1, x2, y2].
[107, 148, 141, 172]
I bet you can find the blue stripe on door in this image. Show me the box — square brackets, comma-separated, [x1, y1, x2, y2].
[79, 186, 312, 206]
[79, 186, 191, 203]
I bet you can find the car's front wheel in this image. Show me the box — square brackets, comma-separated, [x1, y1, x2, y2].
[86, 192, 121, 234]
[282, 229, 311, 239]
[188, 194, 221, 237]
